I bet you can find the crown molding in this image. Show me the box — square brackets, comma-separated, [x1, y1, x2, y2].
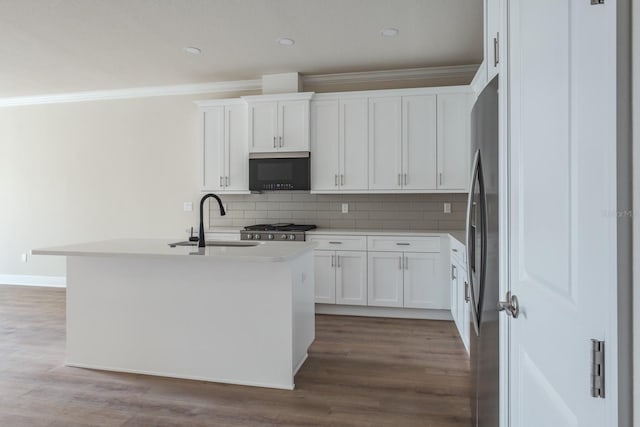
[302, 64, 480, 87]
[0, 79, 262, 107]
[0, 64, 480, 107]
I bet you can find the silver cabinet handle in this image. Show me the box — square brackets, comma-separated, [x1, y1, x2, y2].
[451, 264, 457, 280]
[336, 255, 341, 268]
[464, 281, 470, 302]
[398, 256, 402, 270]
[404, 256, 408, 270]
[452, 248, 458, 252]
[341, 174, 344, 185]
[331, 254, 335, 267]
[493, 33, 499, 67]
[329, 241, 343, 245]
[226, 176, 229, 186]
[334, 174, 338, 186]
[498, 291, 519, 318]
[404, 173, 407, 185]
[273, 136, 276, 148]
[396, 242, 410, 246]
[397, 174, 401, 186]
[439, 172, 443, 186]
[279, 136, 283, 147]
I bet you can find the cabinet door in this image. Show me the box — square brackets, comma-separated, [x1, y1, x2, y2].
[403, 252, 447, 309]
[248, 101, 278, 152]
[450, 263, 460, 331]
[485, 0, 500, 80]
[313, 251, 336, 304]
[437, 93, 471, 191]
[402, 95, 437, 190]
[310, 100, 340, 191]
[339, 98, 368, 190]
[459, 266, 470, 353]
[335, 251, 367, 306]
[224, 104, 249, 191]
[202, 107, 225, 191]
[367, 252, 403, 307]
[368, 97, 402, 190]
[279, 100, 309, 152]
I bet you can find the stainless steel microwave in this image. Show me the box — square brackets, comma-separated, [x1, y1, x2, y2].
[249, 152, 310, 191]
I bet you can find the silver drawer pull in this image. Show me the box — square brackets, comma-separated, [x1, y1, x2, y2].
[329, 241, 343, 244]
[452, 248, 458, 252]
[396, 243, 410, 246]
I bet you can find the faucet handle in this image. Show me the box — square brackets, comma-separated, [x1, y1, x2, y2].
[188, 226, 199, 242]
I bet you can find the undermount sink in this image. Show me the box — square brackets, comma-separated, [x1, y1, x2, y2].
[168, 241, 259, 248]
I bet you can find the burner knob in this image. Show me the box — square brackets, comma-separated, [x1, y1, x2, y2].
[281, 234, 288, 240]
[289, 234, 296, 241]
[254, 234, 261, 240]
[267, 234, 274, 240]
[246, 234, 253, 240]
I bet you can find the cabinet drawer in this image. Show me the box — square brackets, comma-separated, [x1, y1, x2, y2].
[450, 237, 465, 264]
[367, 236, 441, 253]
[308, 235, 367, 251]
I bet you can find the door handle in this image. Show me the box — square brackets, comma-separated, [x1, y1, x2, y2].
[464, 281, 470, 302]
[498, 291, 519, 319]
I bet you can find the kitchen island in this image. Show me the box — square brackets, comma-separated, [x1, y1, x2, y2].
[32, 239, 316, 390]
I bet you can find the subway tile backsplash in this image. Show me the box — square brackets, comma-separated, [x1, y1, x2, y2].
[209, 193, 467, 231]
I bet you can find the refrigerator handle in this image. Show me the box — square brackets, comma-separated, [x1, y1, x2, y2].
[465, 149, 480, 274]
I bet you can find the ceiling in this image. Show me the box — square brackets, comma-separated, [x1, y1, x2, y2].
[0, 0, 483, 98]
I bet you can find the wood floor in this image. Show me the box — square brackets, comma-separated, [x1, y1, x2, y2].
[0, 285, 470, 426]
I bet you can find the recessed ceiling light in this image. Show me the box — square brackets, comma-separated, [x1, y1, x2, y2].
[183, 46, 202, 55]
[276, 38, 295, 47]
[380, 28, 399, 37]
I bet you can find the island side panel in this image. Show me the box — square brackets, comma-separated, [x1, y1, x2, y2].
[66, 255, 296, 389]
[291, 250, 315, 374]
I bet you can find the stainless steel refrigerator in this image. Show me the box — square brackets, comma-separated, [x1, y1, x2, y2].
[467, 75, 499, 427]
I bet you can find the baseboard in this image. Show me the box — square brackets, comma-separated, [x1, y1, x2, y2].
[315, 304, 453, 320]
[0, 274, 66, 288]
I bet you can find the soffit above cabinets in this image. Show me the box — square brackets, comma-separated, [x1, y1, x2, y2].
[0, 0, 482, 98]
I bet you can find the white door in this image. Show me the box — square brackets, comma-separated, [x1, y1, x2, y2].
[437, 93, 471, 191]
[368, 97, 402, 190]
[508, 1, 617, 426]
[202, 107, 225, 191]
[402, 95, 437, 190]
[248, 101, 278, 152]
[335, 251, 367, 306]
[450, 262, 460, 332]
[403, 252, 445, 309]
[313, 251, 335, 304]
[279, 100, 309, 152]
[340, 98, 369, 191]
[311, 100, 340, 191]
[367, 252, 403, 307]
[224, 104, 248, 191]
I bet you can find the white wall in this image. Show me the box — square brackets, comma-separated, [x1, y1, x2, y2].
[0, 91, 253, 279]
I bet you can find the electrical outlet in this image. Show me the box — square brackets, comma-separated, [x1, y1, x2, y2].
[21, 253, 28, 263]
[183, 202, 193, 212]
[341, 203, 349, 214]
[443, 202, 451, 214]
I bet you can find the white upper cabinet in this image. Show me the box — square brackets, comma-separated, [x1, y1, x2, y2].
[485, 0, 500, 80]
[245, 93, 313, 153]
[437, 93, 471, 191]
[402, 95, 437, 190]
[311, 98, 368, 191]
[199, 100, 249, 193]
[368, 97, 402, 190]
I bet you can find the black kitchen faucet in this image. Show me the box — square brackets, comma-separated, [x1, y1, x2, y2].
[198, 193, 226, 248]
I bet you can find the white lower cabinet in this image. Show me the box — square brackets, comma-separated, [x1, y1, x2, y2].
[367, 252, 404, 307]
[313, 250, 367, 306]
[450, 237, 470, 353]
[368, 251, 445, 309]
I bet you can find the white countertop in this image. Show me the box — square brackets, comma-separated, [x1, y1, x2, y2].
[32, 239, 316, 263]
[308, 228, 465, 242]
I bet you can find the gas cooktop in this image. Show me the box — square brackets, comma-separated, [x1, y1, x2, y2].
[241, 223, 316, 241]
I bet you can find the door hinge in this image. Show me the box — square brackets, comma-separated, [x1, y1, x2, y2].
[590, 0, 604, 4]
[591, 339, 605, 398]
